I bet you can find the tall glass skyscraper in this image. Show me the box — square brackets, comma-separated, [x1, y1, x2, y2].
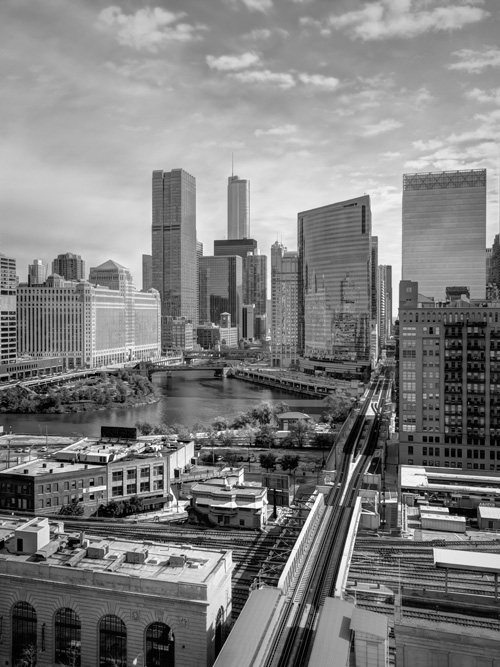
[298, 196, 372, 373]
[152, 169, 197, 347]
[227, 175, 250, 239]
[271, 241, 299, 367]
[402, 169, 487, 301]
[199, 256, 242, 329]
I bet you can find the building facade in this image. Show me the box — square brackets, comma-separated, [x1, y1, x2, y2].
[199, 256, 242, 331]
[142, 254, 153, 291]
[270, 241, 299, 367]
[227, 175, 250, 240]
[28, 259, 47, 286]
[17, 275, 161, 369]
[378, 265, 393, 352]
[152, 169, 197, 349]
[213, 239, 257, 260]
[402, 170, 487, 301]
[243, 252, 267, 321]
[0, 251, 17, 365]
[0, 517, 232, 667]
[298, 196, 372, 378]
[398, 280, 500, 471]
[52, 252, 85, 281]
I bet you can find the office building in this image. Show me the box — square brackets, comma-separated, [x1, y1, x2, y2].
[242, 304, 255, 340]
[378, 265, 393, 351]
[214, 239, 257, 259]
[52, 252, 85, 281]
[142, 253, 153, 291]
[244, 252, 267, 319]
[152, 169, 197, 349]
[17, 274, 161, 369]
[0, 516, 232, 667]
[164, 316, 194, 350]
[298, 196, 372, 378]
[27, 259, 47, 286]
[398, 280, 500, 470]
[199, 256, 242, 331]
[0, 252, 17, 364]
[219, 313, 238, 348]
[402, 169, 487, 301]
[197, 323, 221, 350]
[270, 241, 299, 367]
[489, 233, 500, 289]
[227, 175, 250, 239]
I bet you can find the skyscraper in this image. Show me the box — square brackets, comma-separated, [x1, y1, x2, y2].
[243, 252, 267, 320]
[271, 241, 299, 367]
[0, 252, 17, 364]
[28, 259, 47, 286]
[142, 254, 152, 291]
[377, 265, 393, 349]
[52, 253, 85, 281]
[298, 196, 372, 378]
[152, 169, 197, 348]
[402, 169, 487, 301]
[227, 175, 250, 239]
[199, 256, 242, 330]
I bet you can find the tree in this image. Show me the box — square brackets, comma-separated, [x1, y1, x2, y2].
[135, 421, 154, 435]
[272, 401, 291, 420]
[280, 454, 301, 472]
[230, 411, 253, 429]
[240, 425, 257, 448]
[310, 432, 335, 450]
[14, 643, 37, 667]
[255, 424, 277, 448]
[251, 401, 273, 425]
[220, 450, 241, 467]
[286, 420, 315, 448]
[218, 430, 234, 447]
[212, 416, 229, 431]
[321, 394, 352, 424]
[59, 500, 84, 516]
[259, 453, 277, 471]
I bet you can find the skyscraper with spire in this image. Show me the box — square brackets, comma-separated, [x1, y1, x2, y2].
[227, 173, 250, 240]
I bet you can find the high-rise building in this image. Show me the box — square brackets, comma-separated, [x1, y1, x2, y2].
[28, 259, 47, 286]
[377, 265, 393, 350]
[271, 241, 299, 367]
[488, 234, 500, 291]
[52, 252, 85, 281]
[242, 304, 255, 340]
[243, 252, 267, 320]
[402, 170, 487, 301]
[398, 280, 500, 471]
[152, 169, 197, 349]
[199, 256, 242, 330]
[0, 252, 17, 364]
[298, 196, 372, 378]
[227, 175, 250, 239]
[214, 239, 257, 259]
[142, 253, 152, 291]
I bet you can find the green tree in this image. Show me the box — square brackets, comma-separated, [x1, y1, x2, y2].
[212, 416, 229, 431]
[220, 449, 241, 467]
[255, 424, 277, 448]
[59, 500, 84, 516]
[240, 425, 257, 448]
[321, 394, 352, 424]
[310, 432, 335, 450]
[230, 411, 253, 429]
[135, 421, 154, 435]
[251, 401, 273, 425]
[286, 420, 315, 448]
[272, 401, 291, 420]
[259, 452, 278, 471]
[280, 454, 301, 472]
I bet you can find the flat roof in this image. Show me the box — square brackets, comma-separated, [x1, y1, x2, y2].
[422, 514, 465, 523]
[401, 466, 500, 495]
[350, 607, 388, 639]
[433, 548, 500, 575]
[1, 459, 95, 476]
[191, 479, 264, 497]
[308, 598, 353, 667]
[213, 588, 283, 667]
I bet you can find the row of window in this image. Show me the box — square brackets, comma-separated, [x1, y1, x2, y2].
[9, 603, 177, 667]
[111, 466, 164, 482]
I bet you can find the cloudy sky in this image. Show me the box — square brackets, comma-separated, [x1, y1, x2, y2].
[2, 0, 500, 298]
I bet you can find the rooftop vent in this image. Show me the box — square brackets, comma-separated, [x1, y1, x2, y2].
[125, 549, 149, 564]
[23, 469, 29, 474]
[169, 554, 186, 568]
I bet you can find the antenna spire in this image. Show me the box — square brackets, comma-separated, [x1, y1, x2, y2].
[231, 152, 234, 178]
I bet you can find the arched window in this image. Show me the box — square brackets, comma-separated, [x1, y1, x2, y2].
[12, 602, 37, 667]
[55, 608, 81, 666]
[215, 607, 224, 658]
[145, 622, 174, 667]
[99, 615, 126, 667]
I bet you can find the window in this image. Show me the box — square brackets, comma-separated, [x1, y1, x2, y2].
[145, 622, 175, 667]
[408, 446, 414, 455]
[126, 484, 137, 495]
[99, 615, 126, 667]
[89, 478, 95, 487]
[112, 471, 123, 482]
[55, 608, 81, 667]
[64, 482, 69, 491]
[12, 602, 37, 667]
[140, 467, 149, 478]
[140, 482, 150, 493]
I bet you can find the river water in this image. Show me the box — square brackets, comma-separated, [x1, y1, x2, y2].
[1, 371, 327, 437]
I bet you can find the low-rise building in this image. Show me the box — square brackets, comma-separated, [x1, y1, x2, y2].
[0, 516, 232, 667]
[189, 470, 268, 529]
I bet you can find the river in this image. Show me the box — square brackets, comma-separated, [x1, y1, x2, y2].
[0, 370, 328, 437]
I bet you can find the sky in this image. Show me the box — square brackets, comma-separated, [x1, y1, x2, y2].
[2, 0, 500, 302]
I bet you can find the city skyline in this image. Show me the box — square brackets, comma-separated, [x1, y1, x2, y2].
[2, 1, 500, 294]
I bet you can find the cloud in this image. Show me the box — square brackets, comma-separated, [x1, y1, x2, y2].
[206, 52, 261, 71]
[298, 73, 340, 91]
[227, 0, 273, 12]
[361, 118, 402, 136]
[326, 0, 488, 41]
[96, 6, 206, 51]
[231, 69, 295, 88]
[243, 27, 289, 39]
[255, 124, 298, 136]
[412, 139, 443, 150]
[465, 87, 500, 104]
[448, 47, 500, 73]
[379, 151, 402, 159]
